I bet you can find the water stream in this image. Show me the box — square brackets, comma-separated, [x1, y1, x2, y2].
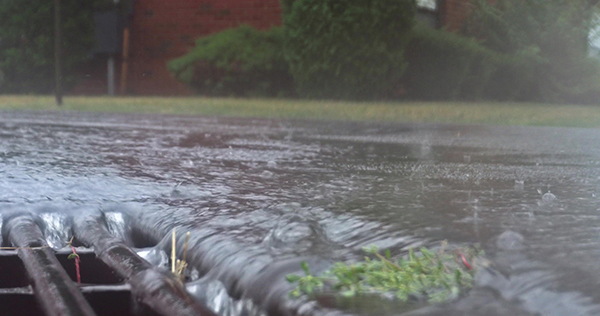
[2, 110, 600, 315]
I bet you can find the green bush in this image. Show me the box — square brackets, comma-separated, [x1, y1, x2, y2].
[403, 25, 553, 102]
[483, 48, 544, 101]
[403, 25, 498, 100]
[168, 26, 293, 97]
[283, 0, 416, 100]
[0, 0, 119, 94]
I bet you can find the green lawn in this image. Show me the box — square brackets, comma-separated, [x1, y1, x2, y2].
[1, 95, 600, 128]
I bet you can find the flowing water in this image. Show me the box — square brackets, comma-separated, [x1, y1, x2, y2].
[2, 110, 600, 315]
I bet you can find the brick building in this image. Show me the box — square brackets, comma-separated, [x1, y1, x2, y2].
[71, 0, 471, 96]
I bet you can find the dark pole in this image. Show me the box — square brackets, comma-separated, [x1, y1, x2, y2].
[54, 0, 62, 106]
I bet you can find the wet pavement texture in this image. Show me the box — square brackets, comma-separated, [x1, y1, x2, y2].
[1, 110, 600, 315]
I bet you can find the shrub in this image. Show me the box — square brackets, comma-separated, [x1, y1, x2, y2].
[168, 26, 293, 97]
[482, 48, 544, 101]
[283, 0, 417, 100]
[403, 25, 499, 100]
[403, 25, 555, 102]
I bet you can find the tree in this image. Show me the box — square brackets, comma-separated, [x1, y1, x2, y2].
[283, 0, 417, 99]
[463, 0, 600, 103]
[0, 0, 115, 93]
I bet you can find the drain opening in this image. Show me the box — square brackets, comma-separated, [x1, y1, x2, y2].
[0, 252, 29, 288]
[55, 250, 124, 285]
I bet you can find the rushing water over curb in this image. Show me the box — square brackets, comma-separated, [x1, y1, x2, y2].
[2, 111, 600, 315]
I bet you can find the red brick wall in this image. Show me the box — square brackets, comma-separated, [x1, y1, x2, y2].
[440, 0, 473, 31]
[126, 0, 282, 95]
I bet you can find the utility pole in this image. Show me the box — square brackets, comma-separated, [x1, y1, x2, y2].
[107, 54, 115, 95]
[54, 0, 62, 106]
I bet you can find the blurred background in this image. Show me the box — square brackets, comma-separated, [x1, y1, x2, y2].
[1, 0, 600, 109]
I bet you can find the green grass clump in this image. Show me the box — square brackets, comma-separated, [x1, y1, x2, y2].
[286, 243, 478, 303]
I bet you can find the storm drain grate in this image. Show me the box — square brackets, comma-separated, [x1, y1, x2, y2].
[0, 213, 216, 316]
[0, 249, 164, 316]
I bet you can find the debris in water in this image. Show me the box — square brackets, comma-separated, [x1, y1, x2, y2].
[67, 237, 81, 283]
[459, 252, 472, 270]
[171, 229, 191, 281]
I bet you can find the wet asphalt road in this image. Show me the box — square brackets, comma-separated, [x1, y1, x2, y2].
[2, 110, 600, 315]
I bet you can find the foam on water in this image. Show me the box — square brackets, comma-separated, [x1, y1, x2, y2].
[39, 212, 72, 249]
